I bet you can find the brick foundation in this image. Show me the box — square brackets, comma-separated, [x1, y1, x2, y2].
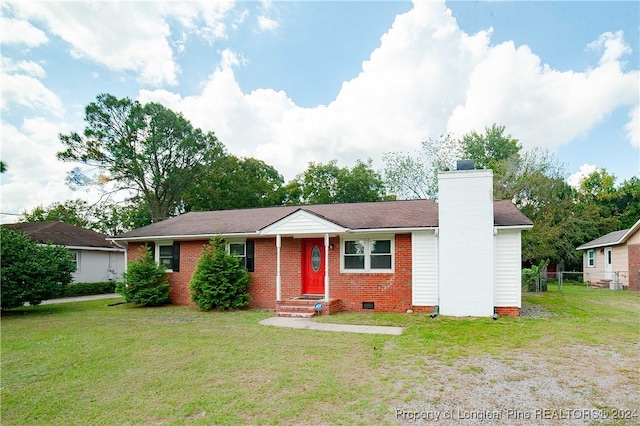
[495, 306, 520, 317]
[628, 244, 639, 291]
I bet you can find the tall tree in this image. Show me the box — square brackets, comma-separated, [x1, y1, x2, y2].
[183, 156, 286, 211]
[383, 133, 460, 199]
[57, 94, 225, 222]
[286, 159, 387, 205]
[460, 124, 522, 195]
[20, 200, 91, 228]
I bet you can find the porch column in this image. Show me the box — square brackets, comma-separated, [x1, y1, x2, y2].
[276, 234, 281, 302]
[324, 233, 330, 302]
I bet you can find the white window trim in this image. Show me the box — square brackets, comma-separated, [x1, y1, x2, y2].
[586, 249, 596, 268]
[155, 240, 174, 272]
[226, 240, 247, 260]
[69, 250, 80, 272]
[340, 235, 395, 273]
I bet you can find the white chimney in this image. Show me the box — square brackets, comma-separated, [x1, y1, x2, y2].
[437, 166, 494, 316]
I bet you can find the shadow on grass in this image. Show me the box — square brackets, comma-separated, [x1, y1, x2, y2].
[1, 298, 126, 318]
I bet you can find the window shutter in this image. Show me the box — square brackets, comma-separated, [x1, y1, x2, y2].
[172, 242, 180, 272]
[147, 242, 156, 260]
[246, 240, 255, 272]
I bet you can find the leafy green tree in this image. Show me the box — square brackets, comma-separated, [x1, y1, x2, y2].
[0, 161, 7, 173]
[383, 133, 460, 199]
[20, 199, 91, 228]
[183, 156, 286, 211]
[190, 237, 251, 310]
[460, 124, 521, 178]
[615, 176, 640, 228]
[1, 227, 75, 309]
[116, 246, 170, 306]
[91, 201, 153, 236]
[286, 159, 387, 205]
[57, 93, 226, 222]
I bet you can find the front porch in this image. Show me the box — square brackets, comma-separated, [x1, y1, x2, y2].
[276, 296, 342, 318]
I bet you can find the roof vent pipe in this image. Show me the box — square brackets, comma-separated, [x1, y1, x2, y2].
[456, 160, 475, 171]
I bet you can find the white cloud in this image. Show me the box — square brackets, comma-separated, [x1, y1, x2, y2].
[567, 164, 597, 188]
[446, 31, 639, 152]
[0, 119, 75, 221]
[588, 31, 632, 66]
[136, 0, 638, 182]
[0, 71, 64, 117]
[626, 105, 639, 148]
[9, 1, 235, 87]
[257, 15, 278, 32]
[0, 16, 47, 46]
[1, 57, 46, 78]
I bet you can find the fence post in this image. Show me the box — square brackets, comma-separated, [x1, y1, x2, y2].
[559, 271, 563, 292]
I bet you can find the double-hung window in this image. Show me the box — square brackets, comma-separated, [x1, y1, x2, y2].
[69, 250, 80, 272]
[226, 240, 255, 272]
[148, 242, 180, 272]
[586, 249, 596, 267]
[342, 236, 394, 272]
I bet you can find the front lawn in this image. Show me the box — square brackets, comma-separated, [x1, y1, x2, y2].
[2, 286, 638, 425]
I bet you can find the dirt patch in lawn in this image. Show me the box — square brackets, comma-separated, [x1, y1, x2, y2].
[389, 344, 639, 425]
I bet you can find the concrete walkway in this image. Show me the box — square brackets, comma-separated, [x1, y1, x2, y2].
[40, 293, 122, 305]
[260, 316, 403, 335]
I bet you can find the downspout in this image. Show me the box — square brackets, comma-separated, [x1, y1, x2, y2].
[110, 239, 127, 281]
[430, 229, 440, 319]
[492, 228, 499, 320]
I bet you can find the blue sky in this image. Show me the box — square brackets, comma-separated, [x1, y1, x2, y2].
[1, 1, 638, 224]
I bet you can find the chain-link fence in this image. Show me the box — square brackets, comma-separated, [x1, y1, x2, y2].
[523, 270, 631, 292]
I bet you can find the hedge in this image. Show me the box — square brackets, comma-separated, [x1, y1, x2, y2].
[61, 281, 117, 298]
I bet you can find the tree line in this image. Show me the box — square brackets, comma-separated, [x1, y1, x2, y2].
[16, 94, 639, 271]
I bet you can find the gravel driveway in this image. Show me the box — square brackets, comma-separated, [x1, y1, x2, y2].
[389, 302, 639, 425]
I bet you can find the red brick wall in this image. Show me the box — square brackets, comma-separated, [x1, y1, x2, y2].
[495, 307, 520, 317]
[628, 244, 640, 291]
[128, 235, 416, 312]
[327, 234, 414, 313]
[127, 241, 208, 307]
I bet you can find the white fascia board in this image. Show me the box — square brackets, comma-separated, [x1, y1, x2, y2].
[494, 225, 533, 231]
[346, 227, 438, 234]
[108, 232, 260, 243]
[37, 244, 125, 252]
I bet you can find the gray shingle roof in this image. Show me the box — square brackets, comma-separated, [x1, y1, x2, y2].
[577, 228, 630, 250]
[112, 199, 532, 240]
[2, 222, 118, 249]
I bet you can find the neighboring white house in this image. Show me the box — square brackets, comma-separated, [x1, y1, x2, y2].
[3, 222, 125, 283]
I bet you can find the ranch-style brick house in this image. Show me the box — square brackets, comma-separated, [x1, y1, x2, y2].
[110, 168, 533, 317]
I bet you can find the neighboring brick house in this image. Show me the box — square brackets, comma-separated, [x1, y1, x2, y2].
[2, 221, 126, 283]
[110, 168, 533, 317]
[577, 219, 640, 291]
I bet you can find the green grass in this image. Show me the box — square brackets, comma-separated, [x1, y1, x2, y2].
[2, 286, 638, 425]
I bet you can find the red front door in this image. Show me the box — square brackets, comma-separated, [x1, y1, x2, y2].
[302, 239, 325, 295]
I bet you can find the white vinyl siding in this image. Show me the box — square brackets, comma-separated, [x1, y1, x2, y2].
[495, 230, 522, 308]
[411, 231, 437, 306]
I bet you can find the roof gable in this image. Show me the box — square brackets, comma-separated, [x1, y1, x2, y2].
[260, 209, 348, 236]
